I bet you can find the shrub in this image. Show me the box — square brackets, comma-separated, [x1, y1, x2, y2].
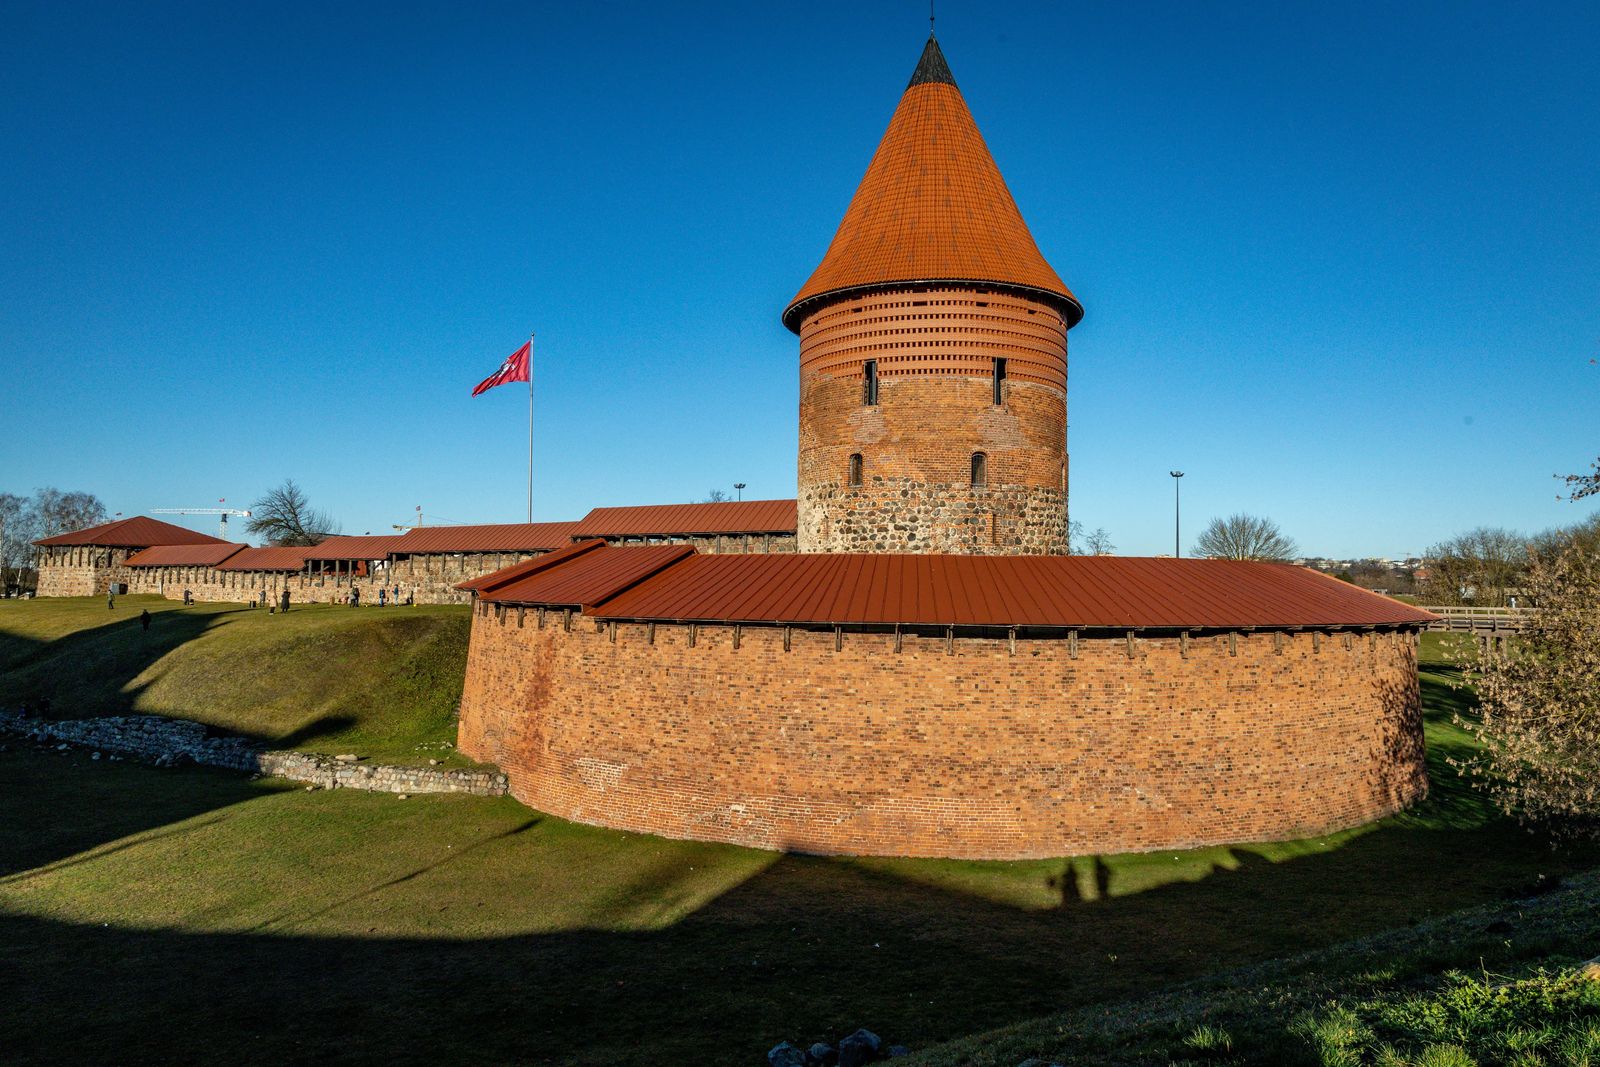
[1456, 533, 1600, 837]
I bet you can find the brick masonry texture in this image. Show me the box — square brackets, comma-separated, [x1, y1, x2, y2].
[457, 610, 1428, 860]
[796, 286, 1069, 555]
[0, 709, 507, 796]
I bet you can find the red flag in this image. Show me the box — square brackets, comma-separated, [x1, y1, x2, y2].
[471, 340, 531, 396]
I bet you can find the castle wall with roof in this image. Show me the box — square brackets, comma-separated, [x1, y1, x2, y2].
[118, 551, 541, 605]
[457, 608, 1429, 860]
[35, 547, 136, 598]
[108, 538, 795, 605]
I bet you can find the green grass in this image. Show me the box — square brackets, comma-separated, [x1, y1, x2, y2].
[1294, 969, 1600, 1066]
[0, 595, 470, 763]
[3, 632, 1598, 1065]
[908, 876, 1600, 1066]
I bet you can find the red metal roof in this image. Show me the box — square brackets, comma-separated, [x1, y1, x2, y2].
[784, 37, 1081, 332]
[586, 553, 1439, 630]
[456, 540, 606, 592]
[572, 499, 798, 538]
[215, 546, 317, 572]
[33, 516, 231, 548]
[476, 544, 696, 609]
[301, 535, 407, 561]
[124, 543, 246, 568]
[391, 521, 581, 555]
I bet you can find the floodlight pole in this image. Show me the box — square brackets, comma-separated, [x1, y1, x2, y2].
[1170, 471, 1185, 558]
[734, 483, 746, 502]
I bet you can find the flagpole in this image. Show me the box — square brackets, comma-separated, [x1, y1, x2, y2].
[527, 332, 535, 524]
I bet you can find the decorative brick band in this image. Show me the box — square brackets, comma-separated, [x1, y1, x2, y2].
[0, 711, 506, 796]
[799, 286, 1068, 390]
[457, 613, 1428, 860]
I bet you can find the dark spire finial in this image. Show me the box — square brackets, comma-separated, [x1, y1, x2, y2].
[908, 34, 955, 88]
[930, 0, 936, 37]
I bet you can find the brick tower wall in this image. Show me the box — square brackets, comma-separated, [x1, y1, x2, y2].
[458, 612, 1429, 860]
[796, 286, 1069, 554]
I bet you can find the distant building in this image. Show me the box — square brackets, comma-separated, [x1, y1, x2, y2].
[33, 516, 229, 597]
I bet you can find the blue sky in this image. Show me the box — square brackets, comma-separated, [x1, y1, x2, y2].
[2, 1, 1595, 556]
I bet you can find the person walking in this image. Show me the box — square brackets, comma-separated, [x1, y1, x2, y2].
[351, 586, 360, 608]
[378, 588, 386, 607]
[140, 609, 151, 632]
[279, 587, 290, 614]
[107, 589, 115, 610]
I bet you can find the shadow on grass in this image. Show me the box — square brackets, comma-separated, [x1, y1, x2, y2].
[0, 748, 263, 877]
[4, 827, 1593, 1067]
[3, 747, 1597, 1067]
[273, 714, 361, 749]
[2, 605, 223, 717]
[1, 597, 470, 763]
[3, 630, 1589, 1065]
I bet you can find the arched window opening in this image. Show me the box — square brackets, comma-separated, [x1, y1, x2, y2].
[971, 452, 988, 487]
[848, 453, 863, 487]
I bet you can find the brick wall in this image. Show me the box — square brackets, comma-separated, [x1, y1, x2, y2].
[457, 612, 1428, 860]
[796, 286, 1069, 554]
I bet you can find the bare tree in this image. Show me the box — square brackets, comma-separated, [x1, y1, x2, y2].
[1422, 527, 1527, 606]
[1193, 514, 1298, 561]
[1457, 527, 1600, 837]
[30, 488, 107, 537]
[1064, 519, 1084, 554]
[1563, 457, 1599, 501]
[0, 492, 31, 593]
[701, 489, 730, 504]
[1083, 528, 1116, 555]
[1529, 513, 1600, 563]
[246, 480, 338, 546]
[0, 488, 105, 594]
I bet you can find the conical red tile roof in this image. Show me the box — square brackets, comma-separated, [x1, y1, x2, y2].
[784, 37, 1082, 333]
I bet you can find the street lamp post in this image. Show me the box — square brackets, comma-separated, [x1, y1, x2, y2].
[734, 483, 746, 502]
[1169, 471, 1184, 557]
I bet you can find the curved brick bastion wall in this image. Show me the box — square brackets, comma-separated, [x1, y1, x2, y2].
[457, 611, 1428, 860]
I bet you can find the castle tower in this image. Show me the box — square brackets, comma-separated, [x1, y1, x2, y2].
[785, 37, 1083, 555]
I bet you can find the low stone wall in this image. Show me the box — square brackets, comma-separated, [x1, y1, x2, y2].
[254, 750, 506, 795]
[0, 710, 506, 796]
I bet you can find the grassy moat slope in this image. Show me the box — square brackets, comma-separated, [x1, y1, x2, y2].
[2, 614, 1598, 1065]
[0, 595, 469, 763]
